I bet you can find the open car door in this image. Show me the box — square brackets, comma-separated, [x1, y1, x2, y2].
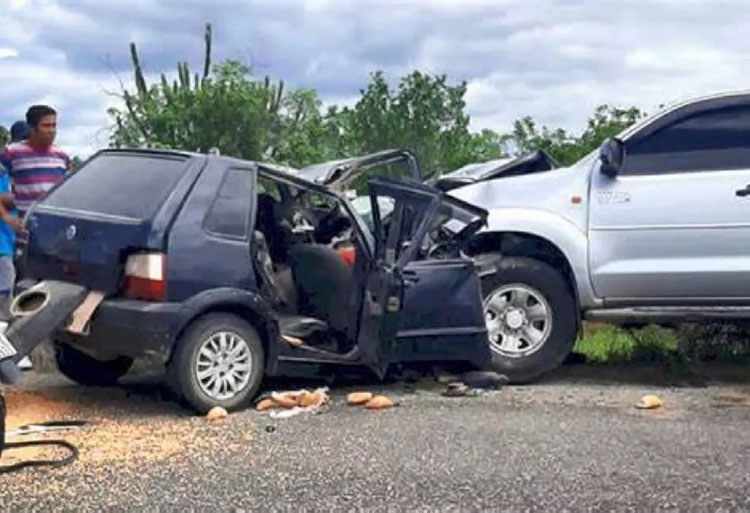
[356, 176, 491, 376]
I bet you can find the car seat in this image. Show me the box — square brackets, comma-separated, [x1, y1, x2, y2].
[287, 243, 354, 335]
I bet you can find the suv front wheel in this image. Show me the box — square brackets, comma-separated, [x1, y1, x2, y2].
[480, 256, 577, 383]
[168, 313, 265, 414]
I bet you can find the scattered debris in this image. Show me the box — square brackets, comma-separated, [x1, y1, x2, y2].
[442, 382, 486, 398]
[205, 406, 228, 422]
[459, 371, 509, 390]
[256, 398, 275, 411]
[636, 394, 663, 410]
[270, 392, 297, 409]
[347, 392, 374, 405]
[365, 395, 395, 410]
[6, 420, 88, 437]
[443, 382, 468, 397]
[255, 388, 329, 418]
[298, 389, 326, 408]
[269, 407, 309, 419]
[4, 390, 222, 468]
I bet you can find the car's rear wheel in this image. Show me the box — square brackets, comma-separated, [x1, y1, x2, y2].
[168, 313, 265, 414]
[55, 343, 133, 386]
[480, 256, 577, 383]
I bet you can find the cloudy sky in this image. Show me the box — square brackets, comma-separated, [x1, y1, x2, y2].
[1, 0, 749, 157]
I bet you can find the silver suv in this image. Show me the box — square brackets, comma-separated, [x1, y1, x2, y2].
[449, 90, 750, 381]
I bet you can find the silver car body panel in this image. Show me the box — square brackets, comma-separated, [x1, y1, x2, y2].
[450, 89, 750, 309]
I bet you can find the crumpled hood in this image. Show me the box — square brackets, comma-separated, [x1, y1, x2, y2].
[447, 162, 589, 213]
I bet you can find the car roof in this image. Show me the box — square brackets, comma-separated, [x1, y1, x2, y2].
[298, 149, 419, 187]
[95, 147, 302, 176]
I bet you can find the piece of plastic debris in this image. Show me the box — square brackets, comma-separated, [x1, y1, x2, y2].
[442, 382, 470, 397]
[636, 394, 663, 410]
[206, 406, 228, 422]
[365, 395, 395, 410]
[256, 398, 275, 411]
[270, 407, 308, 419]
[459, 371, 510, 389]
[347, 392, 374, 405]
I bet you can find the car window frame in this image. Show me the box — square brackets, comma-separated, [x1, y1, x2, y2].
[202, 166, 255, 242]
[621, 99, 750, 177]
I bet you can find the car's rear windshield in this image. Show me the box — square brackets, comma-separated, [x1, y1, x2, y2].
[43, 153, 189, 220]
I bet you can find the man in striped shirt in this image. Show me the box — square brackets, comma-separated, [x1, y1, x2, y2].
[0, 105, 71, 218]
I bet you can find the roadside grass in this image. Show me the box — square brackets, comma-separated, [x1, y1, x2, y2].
[574, 322, 750, 366]
[575, 323, 678, 365]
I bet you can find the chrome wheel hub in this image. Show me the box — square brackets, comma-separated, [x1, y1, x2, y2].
[484, 283, 553, 358]
[195, 331, 253, 401]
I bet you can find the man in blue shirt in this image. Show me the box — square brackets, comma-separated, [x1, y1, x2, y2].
[1, 119, 28, 368]
[0, 170, 21, 313]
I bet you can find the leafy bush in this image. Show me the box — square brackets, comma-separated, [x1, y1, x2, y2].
[576, 322, 750, 365]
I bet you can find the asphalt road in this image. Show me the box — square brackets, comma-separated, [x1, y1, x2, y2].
[3, 365, 750, 512]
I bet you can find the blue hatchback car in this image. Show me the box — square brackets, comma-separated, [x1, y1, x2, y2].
[14, 148, 491, 412]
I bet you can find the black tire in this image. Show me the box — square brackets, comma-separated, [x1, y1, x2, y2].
[55, 343, 133, 386]
[168, 313, 265, 414]
[480, 256, 578, 383]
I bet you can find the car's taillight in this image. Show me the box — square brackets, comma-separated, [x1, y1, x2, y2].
[124, 252, 167, 301]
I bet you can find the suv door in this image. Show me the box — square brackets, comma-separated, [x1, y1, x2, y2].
[589, 97, 750, 302]
[356, 177, 490, 375]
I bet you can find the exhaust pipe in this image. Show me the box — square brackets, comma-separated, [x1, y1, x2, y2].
[10, 283, 52, 318]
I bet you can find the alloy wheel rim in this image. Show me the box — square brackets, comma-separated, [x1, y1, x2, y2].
[483, 283, 553, 358]
[195, 331, 253, 400]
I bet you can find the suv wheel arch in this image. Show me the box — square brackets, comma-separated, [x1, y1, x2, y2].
[468, 231, 581, 324]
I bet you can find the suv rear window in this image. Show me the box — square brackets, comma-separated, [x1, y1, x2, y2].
[43, 153, 188, 219]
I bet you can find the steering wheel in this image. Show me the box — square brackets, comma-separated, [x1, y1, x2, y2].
[314, 204, 352, 244]
[426, 239, 461, 259]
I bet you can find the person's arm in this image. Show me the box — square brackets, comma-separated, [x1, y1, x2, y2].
[0, 199, 22, 234]
[0, 152, 22, 234]
[0, 193, 15, 211]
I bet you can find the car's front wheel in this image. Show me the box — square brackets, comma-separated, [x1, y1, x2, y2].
[480, 256, 578, 383]
[168, 313, 265, 413]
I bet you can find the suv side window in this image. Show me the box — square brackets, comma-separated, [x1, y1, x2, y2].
[204, 168, 253, 239]
[624, 105, 750, 175]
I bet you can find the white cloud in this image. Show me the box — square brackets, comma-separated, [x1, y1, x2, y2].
[0, 47, 18, 59]
[2, 0, 750, 159]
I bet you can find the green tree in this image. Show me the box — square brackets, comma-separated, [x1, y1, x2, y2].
[109, 24, 327, 167]
[501, 105, 645, 166]
[0, 125, 8, 147]
[328, 71, 504, 178]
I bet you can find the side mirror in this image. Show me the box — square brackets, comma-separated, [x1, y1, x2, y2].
[599, 138, 625, 178]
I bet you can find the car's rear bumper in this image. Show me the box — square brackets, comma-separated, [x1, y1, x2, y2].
[56, 298, 182, 361]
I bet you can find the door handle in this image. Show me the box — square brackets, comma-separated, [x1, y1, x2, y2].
[736, 185, 750, 197]
[402, 269, 420, 284]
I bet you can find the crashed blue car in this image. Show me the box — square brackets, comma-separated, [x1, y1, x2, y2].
[0, 148, 492, 413]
